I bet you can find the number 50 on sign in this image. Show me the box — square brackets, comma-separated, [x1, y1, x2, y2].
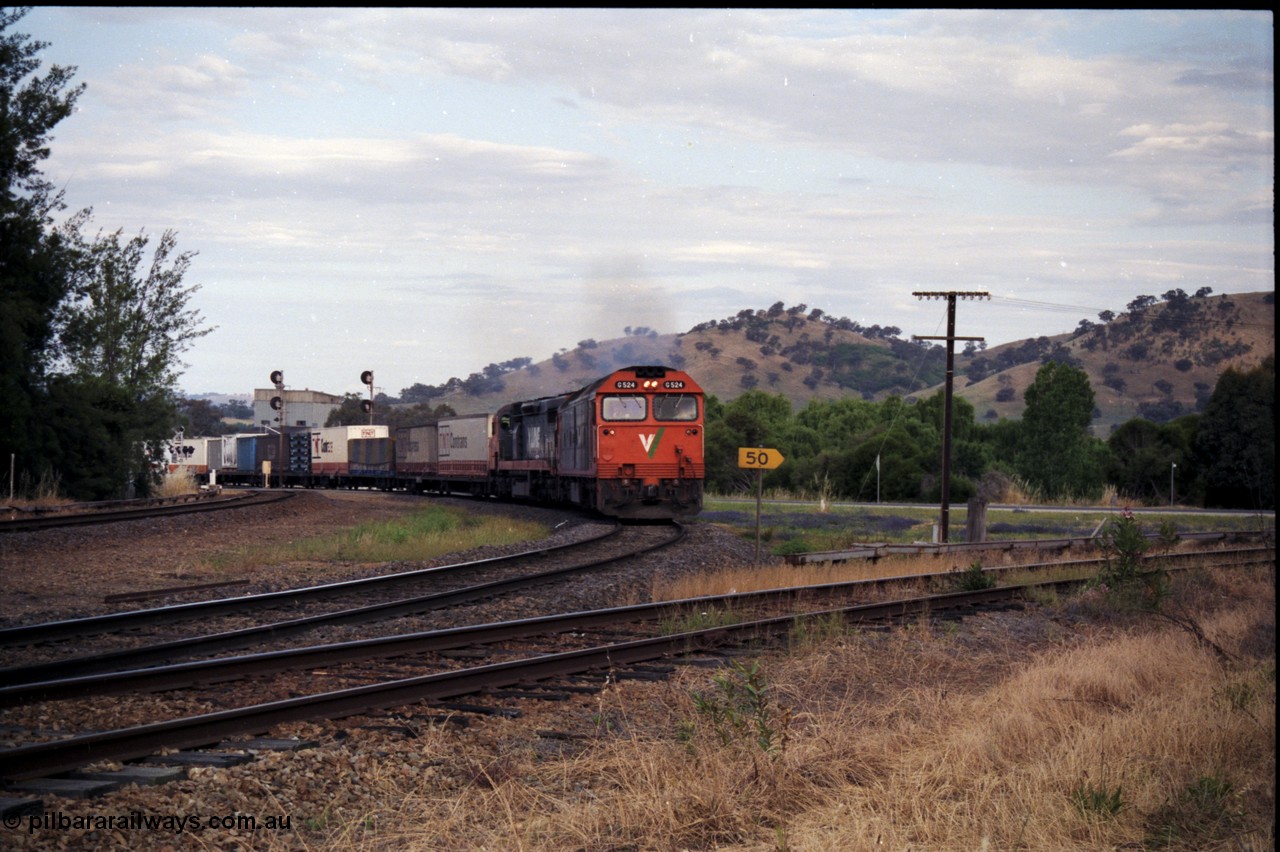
[738, 447, 785, 470]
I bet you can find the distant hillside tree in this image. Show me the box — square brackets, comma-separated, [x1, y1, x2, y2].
[325, 395, 455, 429]
[178, 397, 225, 436]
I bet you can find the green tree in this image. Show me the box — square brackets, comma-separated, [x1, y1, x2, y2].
[1106, 417, 1191, 505]
[40, 373, 169, 498]
[0, 7, 85, 494]
[2, 12, 210, 499]
[703, 391, 795, 493]
[1193, 356, 1274, 509]
[42, 225, 213, 497]
[59, 227, 211, 393]
[1016, 361, 1107, 500]
[178, 397, 225, 437]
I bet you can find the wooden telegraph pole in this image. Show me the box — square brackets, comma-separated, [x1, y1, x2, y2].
[912, 291, 988, 543]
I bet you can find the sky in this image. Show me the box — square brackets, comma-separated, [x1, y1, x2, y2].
[22, 8, 1275, 399]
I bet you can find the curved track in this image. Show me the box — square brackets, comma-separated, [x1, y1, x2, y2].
[0, 522, 682, 683]
[0, 490, 294, 533]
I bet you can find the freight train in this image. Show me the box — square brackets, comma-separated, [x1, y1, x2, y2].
[167, 366, 705, 520]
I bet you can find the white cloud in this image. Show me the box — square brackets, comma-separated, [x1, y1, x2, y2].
[23, 7, 1273, 396]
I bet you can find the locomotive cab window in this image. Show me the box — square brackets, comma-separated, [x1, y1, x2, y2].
[653, 394, 698, 421]
[602, 395, 646, 421]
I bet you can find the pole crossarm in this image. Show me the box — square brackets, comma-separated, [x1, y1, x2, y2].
[912, 291, 991, 300]
[914, 335, 986, 342]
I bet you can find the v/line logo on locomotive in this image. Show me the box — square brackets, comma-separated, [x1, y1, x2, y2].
[638, 428, 665, 459]
[167, 366, 705, 520]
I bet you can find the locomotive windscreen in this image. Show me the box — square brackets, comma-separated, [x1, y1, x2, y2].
[653, 394, 698, 421]
[602, 395, 646, 421]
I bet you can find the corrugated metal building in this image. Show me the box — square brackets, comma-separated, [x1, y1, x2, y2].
[251, 388, 345, 429]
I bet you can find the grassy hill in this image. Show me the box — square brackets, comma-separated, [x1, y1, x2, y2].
[400, 292, 1274, 434]
[954, 291, 1274, 434]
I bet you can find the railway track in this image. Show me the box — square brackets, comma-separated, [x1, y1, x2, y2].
[0, 519, 627, 649]
[0, 489, 294, 533]
[0, 521, 692, 679]
[0, 544, 1269, 788]
[2, 543, 1270, 708]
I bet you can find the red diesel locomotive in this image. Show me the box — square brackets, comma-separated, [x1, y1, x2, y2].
[491, 365, 704, 519]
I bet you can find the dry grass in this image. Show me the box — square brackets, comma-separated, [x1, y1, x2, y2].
[2, 469, 69, 508]
[154, 470, 199, 497]
[299, 564, 1274, 851]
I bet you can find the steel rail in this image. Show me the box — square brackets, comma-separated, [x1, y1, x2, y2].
[0, 490, 294, 533]
[1, 544, 1268, 706]
[785, 528, 1272, 564]
[0, 522, 622, 647]
[0, 523, 683, 685]
[0, 582, 1031, 781]
[2, 548, 1271, 781]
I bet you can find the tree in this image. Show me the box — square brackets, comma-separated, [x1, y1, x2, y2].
[1106, 417, 1190, 505]
[2, 12, 210, 499]
[1, 8, 85, 493]
[59, 227, 211, 394]
[1193, 357, 1274, 509]
[178, 397, 225, 437]
[1016, 361, 1107, 500]
[40, 225, 212, 497]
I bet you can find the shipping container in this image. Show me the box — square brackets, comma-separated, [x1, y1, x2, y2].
[309, 425, 390, 475]
[436, 414, 491, 478]
[349, 437, 396, 477]
[234, 434, 282, 476]
[218, 432, 267, 471]
[395, 424, 438, 474]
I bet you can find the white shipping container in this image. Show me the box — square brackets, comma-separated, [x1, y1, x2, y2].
[436, 414, 491, 477]
[310, 425, 389, 474]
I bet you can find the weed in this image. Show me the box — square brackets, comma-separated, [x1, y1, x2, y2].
[1145, 774, 1241, 848]
[1094, 509, 1170, 611]
[155, 469, 198, 497]
[954, 559, 996, 591]
[1095, 509, 1148, 587]
[660, 607, 741, 634]
[773, 538, 812, 556]
[1214, 679, 1259, 714]
[788, 611, 847, 648]
[1071, 781, 1126, 819]
[688, 659, 791, 764]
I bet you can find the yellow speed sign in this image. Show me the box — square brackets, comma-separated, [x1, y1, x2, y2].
[738, 447, 785, 470]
